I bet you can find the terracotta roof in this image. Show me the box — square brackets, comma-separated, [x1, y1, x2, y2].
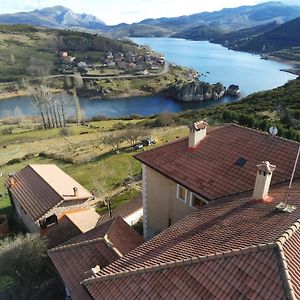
[105, 216, 144, 255]
[96, 194, 142, 225]
[84, 244, 288, 300]
[45, 216, 82, 249]
[65, 208, 100, 233]
[6, 164, 92, 221]
[81, 180, 300, 298]
[30, 165, 92, 200]
[46, 208, 101, 248]
[135, 124, 300, 200]
[48, 217, 144, 300]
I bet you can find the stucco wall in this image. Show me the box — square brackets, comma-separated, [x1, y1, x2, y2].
[144, 165, 195, 239]
[11, 195, 40, 233]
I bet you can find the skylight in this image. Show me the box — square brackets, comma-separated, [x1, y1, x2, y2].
[235, 157, 247, 167]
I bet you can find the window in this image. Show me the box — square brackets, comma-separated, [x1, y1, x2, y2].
[39, 214, 57, 229]
[190, 193, 208, 209]
[177, 184, 187, 202]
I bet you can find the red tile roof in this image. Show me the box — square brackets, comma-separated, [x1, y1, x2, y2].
[84, 244, 288, 300]
[45, 215, 82, 249]
[135, 124, 300, 200]
[81, 180, 300, 299]
[48, 217, 144, 300]
[106, 216, 144, 255]
[6, 164, 92, 221]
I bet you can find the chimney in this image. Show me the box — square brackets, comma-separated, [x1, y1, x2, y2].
[188, 121, 208, 148]
[91, 265, 100, 276]
[8, 174, 16, 188]
[73, 187, 78, 197]
[252, 161, 276, 201]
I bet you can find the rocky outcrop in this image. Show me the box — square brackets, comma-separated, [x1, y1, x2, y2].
[161, 80, 225, 101]
[225, 84, 240, 97]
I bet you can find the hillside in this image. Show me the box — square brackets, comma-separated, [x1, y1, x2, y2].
[0, 2, 300, 38]
[172, 25, 224, 41]
[177, 77, 300, 141]
[0, 24, 141, 82]
[115, 1, 300, 37]
[0, 6, 107, 31]
[225, 17, 300, 53]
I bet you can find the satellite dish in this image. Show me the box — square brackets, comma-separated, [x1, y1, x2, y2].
[269, 126, 278, 136]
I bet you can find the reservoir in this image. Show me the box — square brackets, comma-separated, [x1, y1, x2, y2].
[0, 38, 297, 118]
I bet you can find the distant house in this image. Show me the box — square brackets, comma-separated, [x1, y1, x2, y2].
[78, 61, 87, 68]
[6, 164, 93, 234]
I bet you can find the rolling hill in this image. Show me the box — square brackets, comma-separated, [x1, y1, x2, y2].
[0, 2, 300, 37]
[0, 6, 107, 31]
[220, 17, 300, 53]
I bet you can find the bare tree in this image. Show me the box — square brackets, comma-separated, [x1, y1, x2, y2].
[102, 132, 124, 151]
[124, 128, 149, 146]
[71, 88, 82, 126]
[26, 57, 53, 81]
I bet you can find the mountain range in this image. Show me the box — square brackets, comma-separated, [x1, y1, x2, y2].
[0, 6, 107, 31]
[0, 1, 300, 37]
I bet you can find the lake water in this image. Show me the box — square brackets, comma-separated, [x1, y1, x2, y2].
[0, 38, 297, 118]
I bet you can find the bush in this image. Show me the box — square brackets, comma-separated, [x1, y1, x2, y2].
[0, 234, 50, 298]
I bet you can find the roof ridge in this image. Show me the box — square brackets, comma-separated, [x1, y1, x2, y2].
[82, 243, 275, 285]
[275, 241, 297, 299]
[229, 123, 300, 146]
[276, 219, 300, 246]
[27, 164, 66, 220]
[48, 236, 105, 253]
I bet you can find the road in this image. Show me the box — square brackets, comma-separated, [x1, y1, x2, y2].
[0, 62, 170, 87]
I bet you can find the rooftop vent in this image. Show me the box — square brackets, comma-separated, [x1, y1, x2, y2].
[188, 121, 208, 149]
[73, 187, 78, 197]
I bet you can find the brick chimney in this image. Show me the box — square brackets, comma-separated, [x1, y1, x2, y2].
[8, 174, 16, 188]
[188, 121, 208, 149]
[252, 161, 276, 201]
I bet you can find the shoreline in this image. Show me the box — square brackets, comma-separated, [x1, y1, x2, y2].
[262, 54, 300, 76]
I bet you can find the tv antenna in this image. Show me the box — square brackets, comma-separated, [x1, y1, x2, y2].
[275, 145, 299, 213]
[269, 126, 278, 136]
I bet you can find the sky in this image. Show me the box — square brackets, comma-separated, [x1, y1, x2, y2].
[0, 0, 299, 25]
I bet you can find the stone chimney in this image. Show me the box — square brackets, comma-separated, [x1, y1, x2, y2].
[73, 187, 78, 197]
[8, 174, 16, 188]
[188, 121, 208, 148]
[252, 161, 276, 201]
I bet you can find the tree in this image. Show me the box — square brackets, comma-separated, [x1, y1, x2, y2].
[124, 128, 149, 146]
[0, 234, 49, 299]
[26, 57, 53, 80]
[24, 80, 72, 129]
[102, 132, 124, 151]
[72, 88, 82, 126]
